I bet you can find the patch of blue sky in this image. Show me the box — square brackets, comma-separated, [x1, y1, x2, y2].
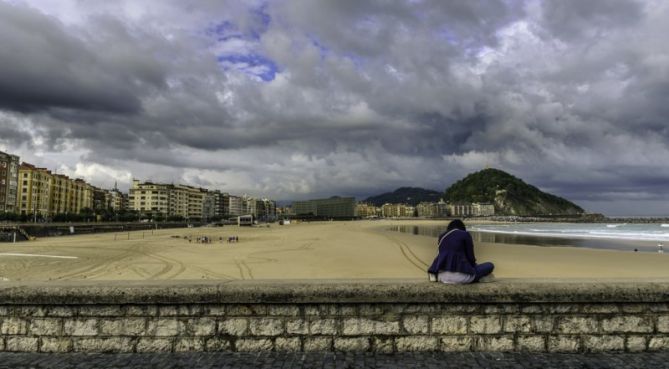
[218, 53, 278, 81]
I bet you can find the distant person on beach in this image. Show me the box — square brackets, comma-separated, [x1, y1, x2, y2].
[427, 219, 495, 284]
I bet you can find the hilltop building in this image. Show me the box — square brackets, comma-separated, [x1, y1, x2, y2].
[0, 150, 19, 213]
[293, 197, 356, 218]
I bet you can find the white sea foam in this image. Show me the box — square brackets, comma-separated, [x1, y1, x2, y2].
[474, 223, 669, 242]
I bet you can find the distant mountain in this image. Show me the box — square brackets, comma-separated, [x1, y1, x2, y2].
[444, 168, 584, 216]
[364, 187, 442, 207]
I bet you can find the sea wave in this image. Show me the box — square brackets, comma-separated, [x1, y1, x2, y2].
[474, 227, 669, 242]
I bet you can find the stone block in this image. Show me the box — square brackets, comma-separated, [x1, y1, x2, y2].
[470, 316, 502, 334]
[547, 304, 580, 314]
[268, 305, 300, 316]
[582, 335, 625, 351]
[303, 337, 332, 351]
[402, 316, 428, 334]
[341, 318, 400, 335]
[649, 337, 669, 351]
[78, 306, 123, 317]
[29, 318, 62, 336]
[440, 336, 473, 352]
[516, 335, 546, 351]
[503, 316, 531, 333]
[125, 305, 158, 317]
[334, 337, 370, 352]
[649, 303, 669, 313]
[309, 319, 337, 335]
[520, 305, 543, 314]
[275, 337, 301, 351]
[359, 304, 385, 316]
[557, 317, 598, 334]
[99, 318, 146, 336]
[236, 338, 273, 351]
[621, 304, 648, 313]
[174, 338, 204, 352]
[157, 306, 179, 317]
[475, 336, 514, 352]
[73, 337, 133, 353]
[601, 316, 653, 333]
[338, 305, 358, 316]
[227, 305, 267, 316]
[6, 337, 39, 352]
[286, 319, 308, 334]
[532, 316, 555, 333]
[626, 336, 648, 352]
[440, 304, 480, 313]
[40, 338, 72, 353]
[185, 318, 216, 336]
[136, 338, 173, 352]
[204, 305, 227, 316]
[404, 304, 438, 314]
[205, 338, 232, 351]
[1, 317, 28, 335]
[547, 335, 580, 352]
[146, 319, 179, 336]
[218, 318, 248, 336]
[46, 306, 75, 317]
[63, 319, 99, 336]
[483, 304, 519, 314]
[13, 306, 47, 317]
[658, 315, 669, 333]
[581, 304, 620, 314]
[395, 336, 439, 352]
[249, 318, 283, 336]
[431, 317, 467, 335]
[371, 337, 394, 353]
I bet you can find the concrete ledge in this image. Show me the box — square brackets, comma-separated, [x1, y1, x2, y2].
[1, 279, 669, 353]
[1, 279, 669, 305]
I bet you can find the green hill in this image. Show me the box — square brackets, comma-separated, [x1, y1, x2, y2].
[444, 168, 584, 216]
[364, 187, 442, 207]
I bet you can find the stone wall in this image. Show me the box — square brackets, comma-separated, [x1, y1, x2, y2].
[0, 280, 668, 353]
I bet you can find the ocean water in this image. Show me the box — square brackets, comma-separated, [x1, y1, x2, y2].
[391, 223, 669, 253]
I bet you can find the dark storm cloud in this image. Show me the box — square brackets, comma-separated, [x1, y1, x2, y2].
[0, 1, 165, 114]
[1, 0, 668, 214]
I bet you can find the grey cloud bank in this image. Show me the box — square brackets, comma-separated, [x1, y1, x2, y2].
[0, 0, 667, 216]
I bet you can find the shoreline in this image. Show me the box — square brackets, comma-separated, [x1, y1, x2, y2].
[0, 220, 667, 281]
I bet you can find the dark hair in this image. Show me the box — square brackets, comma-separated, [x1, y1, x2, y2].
[446, 219, 466, 232]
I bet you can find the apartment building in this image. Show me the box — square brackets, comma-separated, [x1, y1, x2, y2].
[381, 203, 415, 218]
[17, 163, 53, 217]
[0, 150, 19, 213]
[356, 203, 381, 218]
[416, 201, 450, 218]
[129, 180, 208, 220]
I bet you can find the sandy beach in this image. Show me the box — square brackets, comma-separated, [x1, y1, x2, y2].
[0, 220, 668, 282]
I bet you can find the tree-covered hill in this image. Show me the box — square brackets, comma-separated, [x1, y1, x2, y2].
[444, 168, 584, 216]
[364, 187, 442, 207]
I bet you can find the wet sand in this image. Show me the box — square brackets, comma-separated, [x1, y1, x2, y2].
[0, 220, 667, 282]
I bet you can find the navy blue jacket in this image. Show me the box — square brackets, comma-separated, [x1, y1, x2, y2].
[427, 229, 477, 275]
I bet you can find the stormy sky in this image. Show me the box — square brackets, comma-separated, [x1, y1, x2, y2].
[0, 0, 668, 216]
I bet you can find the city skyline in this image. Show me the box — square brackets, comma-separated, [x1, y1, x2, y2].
[1, 1, 669, 215]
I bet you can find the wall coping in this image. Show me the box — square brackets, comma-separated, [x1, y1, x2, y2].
[1, 279, 668, 305]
